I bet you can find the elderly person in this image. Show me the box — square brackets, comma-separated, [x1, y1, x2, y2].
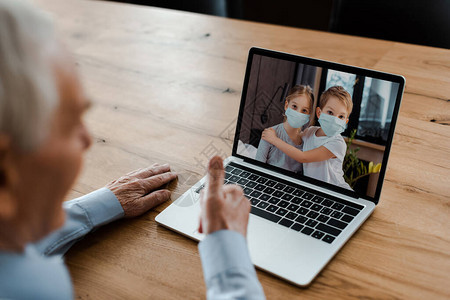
[0, 1, 265, 299]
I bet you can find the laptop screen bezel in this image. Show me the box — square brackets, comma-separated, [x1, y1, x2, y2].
[232, 47, 405, 205]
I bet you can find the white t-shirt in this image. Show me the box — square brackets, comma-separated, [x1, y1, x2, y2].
[302, 126, 352, 190]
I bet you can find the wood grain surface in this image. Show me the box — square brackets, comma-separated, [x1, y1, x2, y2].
[34, 0, 450, 299]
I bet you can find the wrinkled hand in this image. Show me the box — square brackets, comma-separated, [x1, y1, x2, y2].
[106, 163, 177, 217]
[198, 156, 251, 237]
[261, 128, 278, 145]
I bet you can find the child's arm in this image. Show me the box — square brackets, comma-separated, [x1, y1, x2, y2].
[262, 128, 335, 163]
[255, 138, 270, 162]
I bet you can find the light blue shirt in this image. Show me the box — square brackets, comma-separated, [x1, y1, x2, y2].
[0, 188, 123, 300]
[0, 188, 265, 299]
[199, 230, 265, 300]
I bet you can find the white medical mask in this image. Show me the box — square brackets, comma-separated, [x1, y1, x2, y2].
[285, 108, 310, 129]
[318, 112, 347, 137]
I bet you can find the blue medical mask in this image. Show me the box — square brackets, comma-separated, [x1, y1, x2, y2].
[285, 108, 310, 129]
[318, 112, 347, 137]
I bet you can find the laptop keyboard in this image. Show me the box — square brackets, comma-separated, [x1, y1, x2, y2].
[195, 162, 363, 244]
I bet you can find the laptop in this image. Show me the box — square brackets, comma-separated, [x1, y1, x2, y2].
[156, 47, 405, 286]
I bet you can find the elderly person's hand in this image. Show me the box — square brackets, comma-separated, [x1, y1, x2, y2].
[198, 156, 250, 237]
[106, 163, 177, 217]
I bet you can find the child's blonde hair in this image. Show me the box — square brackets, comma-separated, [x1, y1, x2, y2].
[319, 86, 353, 115]
[286, 85, 314, 111]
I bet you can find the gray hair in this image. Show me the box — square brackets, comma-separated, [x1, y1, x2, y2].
[0, 0, 59, 151]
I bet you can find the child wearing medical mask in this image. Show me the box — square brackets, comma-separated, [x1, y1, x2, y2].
[255, 85, 314, 173]
[262, 86, 352, 189]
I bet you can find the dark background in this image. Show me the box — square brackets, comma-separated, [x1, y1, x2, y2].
[105, 0, 450, 49]
[239, 56, 319, 149]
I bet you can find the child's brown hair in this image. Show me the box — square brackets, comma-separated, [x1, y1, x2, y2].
[286, 85, 314, 111]
[319, 86, 353, 115]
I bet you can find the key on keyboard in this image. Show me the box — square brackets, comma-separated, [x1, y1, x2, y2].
[218, 164, 364, 244]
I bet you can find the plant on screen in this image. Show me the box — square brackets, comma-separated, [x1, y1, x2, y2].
[344, 129, 381, 189]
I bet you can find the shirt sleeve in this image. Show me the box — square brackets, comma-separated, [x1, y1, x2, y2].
[255, 139, 270, 163]
[323, 136, 346, 160]
[301, 126, 314, 144]
[198, 230, 266, 300]
[34, 188, 124, 256]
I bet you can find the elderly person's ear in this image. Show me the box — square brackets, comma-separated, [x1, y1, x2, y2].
[0, 134, 18, 219]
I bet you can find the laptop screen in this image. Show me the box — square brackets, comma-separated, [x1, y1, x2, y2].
[233, 48, 405, 203]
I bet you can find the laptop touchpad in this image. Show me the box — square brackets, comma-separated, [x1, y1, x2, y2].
[247, 215, 289, 263]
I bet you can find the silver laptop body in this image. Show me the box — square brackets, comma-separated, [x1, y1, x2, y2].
[156, 47, 405, 286]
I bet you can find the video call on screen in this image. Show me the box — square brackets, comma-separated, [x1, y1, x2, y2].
[236, 54, 400, 198]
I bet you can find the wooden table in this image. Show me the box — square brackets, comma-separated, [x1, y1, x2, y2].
[35, 0, 450, 299]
